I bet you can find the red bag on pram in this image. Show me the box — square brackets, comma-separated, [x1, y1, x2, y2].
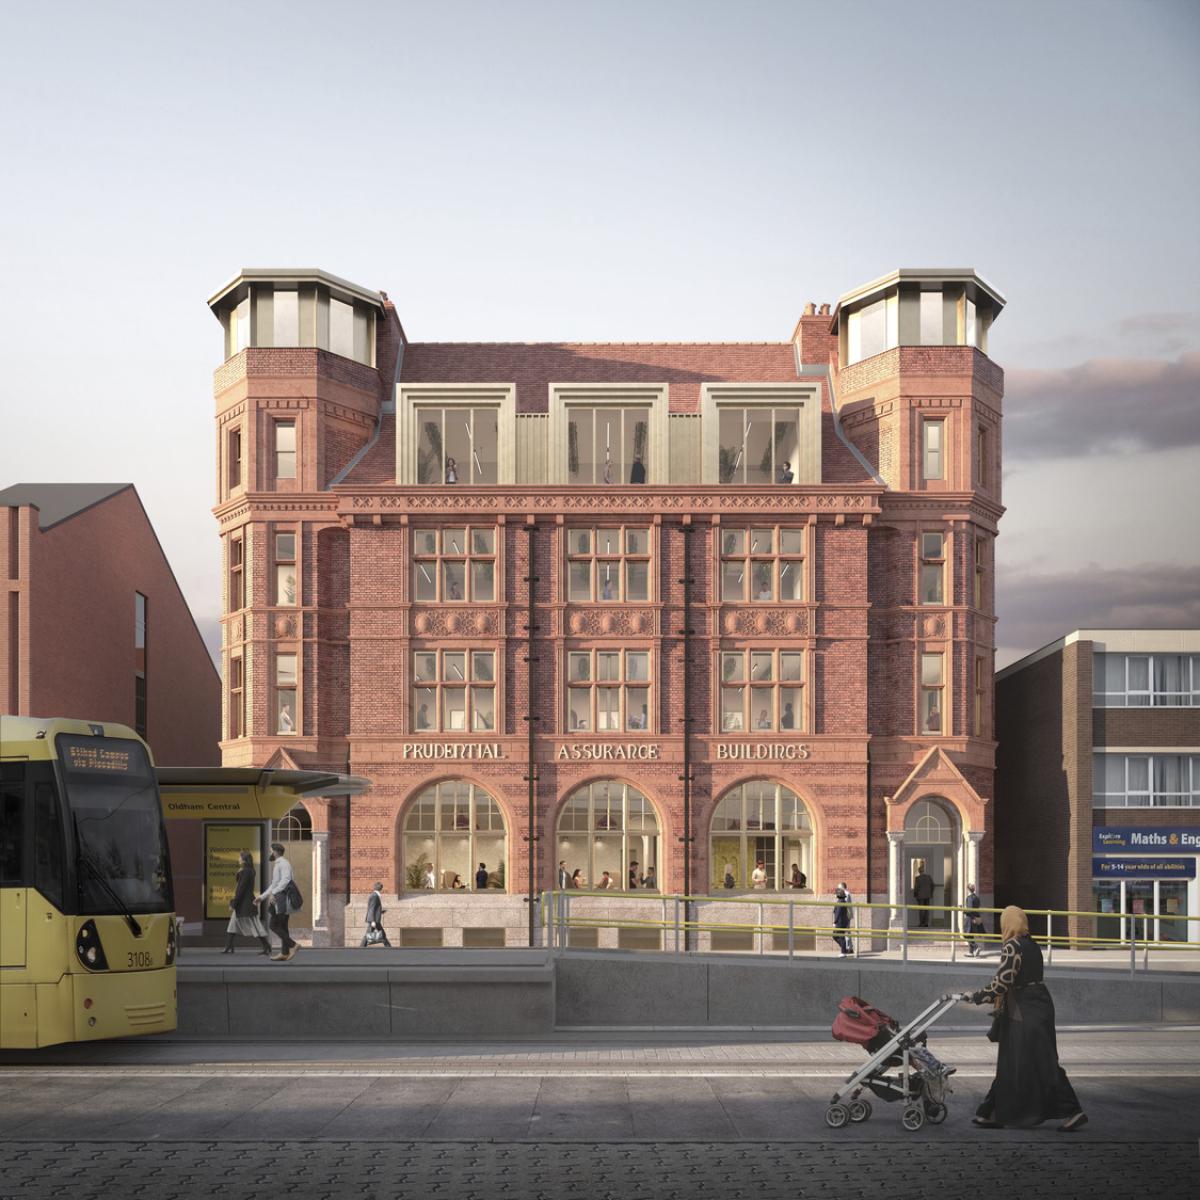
[832, 995, 898, 1050]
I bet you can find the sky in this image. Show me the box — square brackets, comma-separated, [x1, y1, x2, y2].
[1, 0, 1197, 669]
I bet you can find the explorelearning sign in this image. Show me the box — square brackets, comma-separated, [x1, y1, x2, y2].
[1093, 827, 1200, 853]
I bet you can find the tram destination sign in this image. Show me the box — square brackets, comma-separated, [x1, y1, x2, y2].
[1093, 827, 1200, 853]
[1092, 857, 1196, 879]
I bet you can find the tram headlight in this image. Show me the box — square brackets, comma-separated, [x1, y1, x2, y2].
[75, 920, 109, 971]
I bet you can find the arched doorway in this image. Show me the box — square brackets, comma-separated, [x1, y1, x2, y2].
[401, 780, 507, 892]
[272, 802, 312, 923]
[557, 780, 660, 890]
[903, 797, 960, 928]
[709, 780, 813, 892]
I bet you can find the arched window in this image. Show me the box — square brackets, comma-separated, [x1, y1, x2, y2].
[709, 781, 812, 892]
[557, 781, 660, 891]
[274, 804, 312, 842]
[907, 798, 953, 844]
[402, 781, 506, 892]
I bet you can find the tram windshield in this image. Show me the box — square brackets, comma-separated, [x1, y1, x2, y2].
[56, 735, 173, 914]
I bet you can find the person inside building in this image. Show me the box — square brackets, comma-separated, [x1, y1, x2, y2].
[445, 456, 458, 484]
[475, 862, 489, 890]
[789, 863, 807, 890]
[779, 460, 794, 484]
[723, 864, 736, 889]
[601, 575, 614, 601]
[630, 454, 646, 484]
[424, 863, 436, 890]
[558, 860, 570, 888]
[570, 868, 584, 889]
[913, 862, 935, 927]
[781, 701, 796, 729]
[641, 864, 657, 890]
[751, 860, 768, 889]
[449, 873, 465, 890]
[756, 707, 771, 730]
[965, 905, 1086, 1132]
[598, 870, 616, 890]
[925, 703, 941, 733]
[628, 860, 640, 889]
[416, 703, 431, 731]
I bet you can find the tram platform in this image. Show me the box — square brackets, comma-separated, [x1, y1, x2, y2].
[174, 947, 1200, 1040]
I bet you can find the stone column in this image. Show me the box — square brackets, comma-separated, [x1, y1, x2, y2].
[966, 831, 984, 891]
[311, 831, 330, 946]
[887, 831, 905, 924]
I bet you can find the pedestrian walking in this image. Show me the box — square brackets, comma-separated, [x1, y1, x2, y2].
[913, 863, 934, 928]
[832, 887, 853, 957]
[224, 851, 271, 956]
[360, 881, 391, 947]
[255, 841, 299, 961]
[964, 883, 984, 955]
[965, 905, 1087, 1131]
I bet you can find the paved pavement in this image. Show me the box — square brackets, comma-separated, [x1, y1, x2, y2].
[1, 1141, 1193, 1200]
[2, 1029, 1196, 1198]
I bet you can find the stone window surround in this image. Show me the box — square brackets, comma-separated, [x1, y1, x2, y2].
[397, 383, 517, 486]
[700, 382, 822, 486]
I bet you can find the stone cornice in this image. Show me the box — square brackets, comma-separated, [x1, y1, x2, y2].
[338, 486, 884, 519]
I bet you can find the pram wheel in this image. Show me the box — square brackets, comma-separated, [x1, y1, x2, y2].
[924, 1101, 947, 1124]
[901, 1105, 926, 1131]
[848, 1099, 872, 1123]
[824, 1103, 850, 1129]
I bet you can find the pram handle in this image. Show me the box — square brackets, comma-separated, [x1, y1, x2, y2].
[940, 992, 971, 1003]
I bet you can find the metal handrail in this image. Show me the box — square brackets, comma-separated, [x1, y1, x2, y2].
[541, 889, 1200, 972]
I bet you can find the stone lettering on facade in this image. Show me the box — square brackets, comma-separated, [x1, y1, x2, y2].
[555, 743, 661, 761]
[400, 743, 505, 760]
[714, 743, 812, 761]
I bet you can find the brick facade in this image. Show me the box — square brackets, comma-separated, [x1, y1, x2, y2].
[0, 484, 221, 923]
[210, 269, 1005, 945]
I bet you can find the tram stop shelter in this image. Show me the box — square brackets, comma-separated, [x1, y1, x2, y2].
[156, 767, 370, 944]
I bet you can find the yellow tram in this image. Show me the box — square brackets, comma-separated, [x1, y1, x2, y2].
[1, 716, 178, 1047]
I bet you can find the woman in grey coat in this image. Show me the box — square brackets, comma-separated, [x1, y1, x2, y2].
[224, 851, 271, 955]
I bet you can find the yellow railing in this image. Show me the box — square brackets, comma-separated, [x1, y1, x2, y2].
[539, 890, 1200, 974]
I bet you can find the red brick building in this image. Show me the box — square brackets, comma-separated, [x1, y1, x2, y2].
[0, 483, 222, 920]
[207, 267, 1005, 946]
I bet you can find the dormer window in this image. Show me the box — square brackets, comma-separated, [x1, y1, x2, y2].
[416, 406, 498, 485]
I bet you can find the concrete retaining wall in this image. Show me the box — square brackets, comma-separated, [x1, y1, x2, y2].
[179, 961, 556, 1038]
[175, 952, 1200, 1039]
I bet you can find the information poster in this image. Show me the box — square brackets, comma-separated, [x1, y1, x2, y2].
[205, 825, 261, 920]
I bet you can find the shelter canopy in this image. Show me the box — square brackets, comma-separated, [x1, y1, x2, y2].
[156, 767, 370, 821]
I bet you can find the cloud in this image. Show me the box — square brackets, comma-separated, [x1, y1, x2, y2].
[996, 562, 1200, 667]
[1004, 352, 1200, 461]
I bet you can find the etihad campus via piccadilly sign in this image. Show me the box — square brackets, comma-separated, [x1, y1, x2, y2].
[399, 742, 814, 762]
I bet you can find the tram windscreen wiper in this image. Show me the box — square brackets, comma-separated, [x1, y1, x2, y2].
[74, 825, 142, 937]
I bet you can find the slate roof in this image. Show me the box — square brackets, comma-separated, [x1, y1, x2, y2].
[0, 483, 133, 529]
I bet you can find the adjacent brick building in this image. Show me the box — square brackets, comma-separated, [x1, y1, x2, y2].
[0, 483, 222, 921]
[996, 630, 1199, 942]
[207, 266, 1005, 946]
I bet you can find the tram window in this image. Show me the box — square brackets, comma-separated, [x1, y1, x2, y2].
[32, 774, 65, 910]
[0, 766, 24, 883]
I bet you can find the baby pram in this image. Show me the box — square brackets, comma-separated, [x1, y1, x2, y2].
[825, 993, 961, 1131]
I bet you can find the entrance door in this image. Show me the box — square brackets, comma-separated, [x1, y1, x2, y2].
[902, 798, 959, 929]
[1126, 880, 1154, 942]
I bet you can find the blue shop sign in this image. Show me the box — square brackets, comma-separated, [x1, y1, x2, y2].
[1093, 827, 1200, 853]
[1092, 857, 1196, 880]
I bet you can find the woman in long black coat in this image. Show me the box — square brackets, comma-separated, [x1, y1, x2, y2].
[224, 851, 271, 955]
[967, 905, 1087, 1131]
